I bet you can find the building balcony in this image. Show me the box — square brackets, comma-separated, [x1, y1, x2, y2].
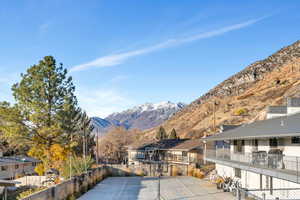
[133, 154, 197, 165]
[205, 149, 300, 183]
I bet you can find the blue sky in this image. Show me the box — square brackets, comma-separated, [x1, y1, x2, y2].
[0, 1, 300, 117]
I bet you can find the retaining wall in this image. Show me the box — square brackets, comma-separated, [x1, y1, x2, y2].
[21, 167, 109, 200]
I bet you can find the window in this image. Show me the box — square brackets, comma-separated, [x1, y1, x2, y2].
[182, 151, 188, 157]
[254, 139, 258, 147]
[235, 168, 241, 178]
[235, 140, 244, 153]
[1, 166, 8, 171]
[292, 137, 300, 144]
[15, 165, 19, 169]
[269, 138, 278, 147]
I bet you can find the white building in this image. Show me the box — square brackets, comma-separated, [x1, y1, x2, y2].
[203, 98, 300, 199]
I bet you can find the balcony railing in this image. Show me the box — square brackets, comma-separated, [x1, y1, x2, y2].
[133, 154, 198, 164]
[165, 155, 189, 163]
[206, 149, 300, 182]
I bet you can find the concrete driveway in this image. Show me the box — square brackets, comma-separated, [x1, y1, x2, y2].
[78, 176, 235, 200]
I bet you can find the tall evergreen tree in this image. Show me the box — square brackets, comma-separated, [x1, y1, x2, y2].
[0, 56, 79, 173]
[10, 56, 76, 145]
[169, 128, 178, 139]
[155, 126, 167, 141]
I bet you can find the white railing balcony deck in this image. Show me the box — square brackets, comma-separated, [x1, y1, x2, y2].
[206, 149, 300, 183]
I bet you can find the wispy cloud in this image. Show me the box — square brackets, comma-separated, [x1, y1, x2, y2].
[71, 17, 266, 72]
[76, 86, 134, 117]
[39, 22, 52, 34]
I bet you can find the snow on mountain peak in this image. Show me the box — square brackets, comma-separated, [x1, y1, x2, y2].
[92, 101, 186, 134]
[128, 101, 184, 113]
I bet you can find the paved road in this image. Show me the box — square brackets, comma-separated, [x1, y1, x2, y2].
[78, 176, 235, 200]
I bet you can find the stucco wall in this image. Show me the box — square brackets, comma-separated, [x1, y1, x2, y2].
[216, 163, 300, 199]
[287, 107, 300, 115]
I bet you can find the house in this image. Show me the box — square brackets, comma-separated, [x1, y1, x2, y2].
[0, 156, 40, 180]
[202, 97, 300, 199]
[127, 139, 203, 175]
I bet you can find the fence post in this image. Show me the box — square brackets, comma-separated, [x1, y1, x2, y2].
[262, 192, 266, 200]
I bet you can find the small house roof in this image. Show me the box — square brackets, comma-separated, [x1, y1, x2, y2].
[0, 156, 40, 166]
[129, 139, 201, 151]
[0, 180, 21, 186]
[202, 112, 300, 141]
[168, 139, 202, 151]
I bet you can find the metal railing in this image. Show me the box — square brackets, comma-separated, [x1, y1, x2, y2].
[206, 149, 300, 179]
[165, 155, 189, 163]
[134, 154, 198, 164]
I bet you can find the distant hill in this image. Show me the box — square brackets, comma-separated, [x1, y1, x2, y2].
[91, 101, 185, 135]
[143, 40, 300, 139]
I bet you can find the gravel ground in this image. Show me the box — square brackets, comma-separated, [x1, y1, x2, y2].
[78, 176, 236, 200]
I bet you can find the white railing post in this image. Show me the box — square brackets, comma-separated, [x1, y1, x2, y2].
[236, 188, 241, 200]
[297, 156, 299, 183]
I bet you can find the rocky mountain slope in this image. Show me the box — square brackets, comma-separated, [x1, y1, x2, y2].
[143, 40, 300, 139]
[92, 101, 185, 135]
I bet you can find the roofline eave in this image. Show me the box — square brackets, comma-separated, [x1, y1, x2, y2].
[201, 132, 300, 141]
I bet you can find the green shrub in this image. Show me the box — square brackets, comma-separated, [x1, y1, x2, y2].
[61, 155, 94, 178]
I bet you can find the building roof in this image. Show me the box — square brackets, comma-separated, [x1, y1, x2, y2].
[129, 139, 201, 151]
[202, 112, 300, 141]
[0, 156, 40, 166]
[0, 180, 21, 186]
[168, 139, 202, 151]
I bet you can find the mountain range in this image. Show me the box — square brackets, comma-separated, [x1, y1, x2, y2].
[91, 101, 185, 135]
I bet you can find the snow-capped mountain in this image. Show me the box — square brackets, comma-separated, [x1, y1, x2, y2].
[91, 101, 185, 135]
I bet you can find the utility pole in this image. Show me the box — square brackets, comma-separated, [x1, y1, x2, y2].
[213, 100, 216, 132]
[95, 128, 99, 166]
